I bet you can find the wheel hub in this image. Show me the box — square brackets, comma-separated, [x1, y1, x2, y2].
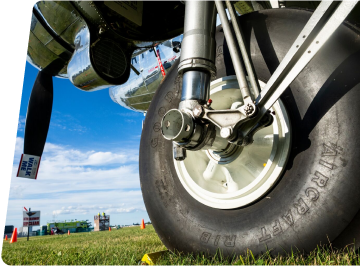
[206, 143, 243, 165]
[173, 76, 291, 209]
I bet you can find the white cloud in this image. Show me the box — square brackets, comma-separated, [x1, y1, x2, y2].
[52, 204, 144, 216]
[11, 137, 24, 167]
[6, 137, 147, 227]
[116, 112, 143, 117]
[50, 111, 88, 133]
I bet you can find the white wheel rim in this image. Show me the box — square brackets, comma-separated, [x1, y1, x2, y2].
[174, 76, 291, 209]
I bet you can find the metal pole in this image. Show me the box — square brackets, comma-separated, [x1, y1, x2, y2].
[225, 1, 260, 97]
[27, 208, 30, 241]
[214, 1, 253, 105]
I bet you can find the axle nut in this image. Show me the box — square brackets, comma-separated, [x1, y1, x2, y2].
[220, 127, 232, 138]
[193, 106, 204, 118]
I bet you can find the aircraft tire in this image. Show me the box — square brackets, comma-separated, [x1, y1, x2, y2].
[139, 8, 360, 256]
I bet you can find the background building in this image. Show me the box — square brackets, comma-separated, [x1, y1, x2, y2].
[3, 225, 14, 239]
[18, 226, 37, 237]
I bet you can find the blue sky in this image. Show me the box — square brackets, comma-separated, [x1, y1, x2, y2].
[5, 61, 149, 229]
[0, 3, 228, 238]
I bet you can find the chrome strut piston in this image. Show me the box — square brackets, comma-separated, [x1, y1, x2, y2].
[178, 1, 217, 105]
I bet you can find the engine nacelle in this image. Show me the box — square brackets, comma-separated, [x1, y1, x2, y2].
[28, 1, 133, 91]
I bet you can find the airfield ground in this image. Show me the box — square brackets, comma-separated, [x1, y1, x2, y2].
[2, 225, 359, 265]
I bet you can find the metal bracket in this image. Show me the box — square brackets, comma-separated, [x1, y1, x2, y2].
[193, 102, 257, 139]
[231, 112, 274, 146]
[130, 64, 140, 76]
[173, 143, 187, 161]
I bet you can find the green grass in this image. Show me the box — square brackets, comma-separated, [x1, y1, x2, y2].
[2, 225, 360, 265]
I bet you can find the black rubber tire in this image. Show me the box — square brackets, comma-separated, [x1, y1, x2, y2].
[140, 8, 360, 256]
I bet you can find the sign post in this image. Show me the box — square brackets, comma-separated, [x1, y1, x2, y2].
[27, 208, 30, 241]
[23, 208, 40, 241]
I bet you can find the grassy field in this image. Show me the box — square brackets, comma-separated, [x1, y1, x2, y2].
[2, 225, 360, 265]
